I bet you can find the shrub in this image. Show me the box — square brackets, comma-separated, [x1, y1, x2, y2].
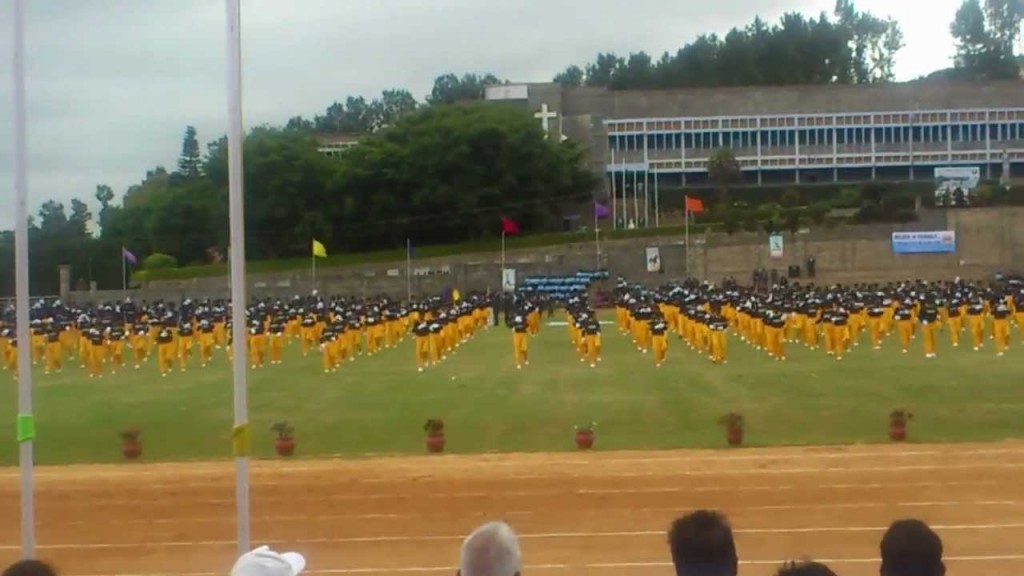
[143, 253, 178, 271]
[780, 188, 801, 207]
[808, 201, 830, 225]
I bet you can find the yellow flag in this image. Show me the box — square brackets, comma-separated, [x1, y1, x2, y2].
[452, 288, 461, 302]
[312, 239, 327, 258]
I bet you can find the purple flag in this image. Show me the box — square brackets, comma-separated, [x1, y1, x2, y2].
[594, 202, 611, 219]
[122, 247, 138, 266]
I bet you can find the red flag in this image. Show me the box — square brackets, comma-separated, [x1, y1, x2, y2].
[501, 216, 520, 235]
[684, 196, 704, 214]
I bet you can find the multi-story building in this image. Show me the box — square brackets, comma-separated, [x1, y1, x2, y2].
[485, 80, 1024, 225]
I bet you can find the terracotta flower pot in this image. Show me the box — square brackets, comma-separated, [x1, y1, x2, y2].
[889, 423, 907, 442]
[122, 440, 142, 460]
[426, 433, 445, 453]
[275, 437, 296, 457]
[726, 427, 744, 446]
[575, 431, 595, 450]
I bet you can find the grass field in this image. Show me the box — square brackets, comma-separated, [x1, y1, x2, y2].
[1, 319, 1023, 466]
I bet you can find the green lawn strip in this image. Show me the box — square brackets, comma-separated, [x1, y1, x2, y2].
[1, 324, 1022, 466]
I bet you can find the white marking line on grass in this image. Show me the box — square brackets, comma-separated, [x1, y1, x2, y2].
[7, 447, 1024, 481]
[65, 556, 1024, 576]
[44, 499, 1023, 527]
[8, 523, 1024, 551]
[11, 479, 1006, 508]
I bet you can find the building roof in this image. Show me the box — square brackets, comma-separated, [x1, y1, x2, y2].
[558, 80, 1024, 119]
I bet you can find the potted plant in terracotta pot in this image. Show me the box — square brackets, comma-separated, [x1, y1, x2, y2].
[889, 409, 912, 442]
[718, 413, 744, 446]
[120, 427, 142, 460]
[574, 422, 596, 450]
[271, 421, 296, 456]
[424, 418, 445, 453]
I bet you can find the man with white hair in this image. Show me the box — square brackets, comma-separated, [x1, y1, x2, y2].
[231, 545, 305, 576]
[458, 521, 521, 576]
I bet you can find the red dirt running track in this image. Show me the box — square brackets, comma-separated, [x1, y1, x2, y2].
[2, 442, 1024, 576]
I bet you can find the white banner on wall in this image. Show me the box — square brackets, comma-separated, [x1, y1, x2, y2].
[645, 247, 661, 272]
[502, 268, 516, 293]
[769, 234, 784, 259]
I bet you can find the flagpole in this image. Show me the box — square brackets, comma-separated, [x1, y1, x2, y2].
[684, 204, 690, 277]
[610, 149, 616, 230]
[594, 204, 600, 270]
[500, 231, 506, 281]
[643, 168, 649, 228]
[12, 0, 36, 558]
[406, 238, 412, 302]
[224, 0, 251, 556]
[620, 158, 626, 229]
[121, 246, 128, 300]
[626, 168, 634, 228]
[653, 171, 660, 228]
[311, 251, 316, 292]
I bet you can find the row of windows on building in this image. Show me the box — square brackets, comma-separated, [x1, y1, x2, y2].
[608, 122, 1024, 152]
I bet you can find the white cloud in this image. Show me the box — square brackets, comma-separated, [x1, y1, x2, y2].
[0, 0, 962, 229]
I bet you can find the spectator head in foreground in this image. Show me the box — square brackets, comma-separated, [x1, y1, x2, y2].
[231, 545, 306, 576]
[668, 510, 739, 576]
[2, 561, 56, 576]
[880, 519, 945, 576]
[776, 560, 838, 576]
[458, 521, 521, 576]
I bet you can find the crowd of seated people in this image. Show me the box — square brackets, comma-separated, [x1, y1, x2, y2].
[2, 509, 946, 576]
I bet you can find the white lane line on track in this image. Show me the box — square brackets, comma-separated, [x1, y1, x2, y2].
[5, 461, 1024, 492]
[7, 523, 1024, 551]
[5, 479, 1006, 508]
[55, 555, 1024, 575]
[38, 498, 1024, 527]
[5, 447, 1024, 480]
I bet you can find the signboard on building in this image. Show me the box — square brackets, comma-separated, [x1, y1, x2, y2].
[891, 231, 956, 254]
[502, 268, 516, 293]
[769, 234, 784, 259]
[485, 84, 529, 100]
[934, 166, 980, 207]
[645, 247, 661, 272]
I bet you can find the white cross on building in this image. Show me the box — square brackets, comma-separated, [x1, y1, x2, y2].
[534, 103, 557, 136]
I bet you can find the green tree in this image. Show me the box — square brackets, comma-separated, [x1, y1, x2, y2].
[950, 0, 1021, 79]
[426, 73, 502, 105]
[328, 103, 597, 250]
[177, 126, 202, 178]
[553, 65, 585, 86]
[708, 149, 743, 201]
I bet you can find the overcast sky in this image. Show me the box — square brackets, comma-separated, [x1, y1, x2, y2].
[0, 0, 962, 230]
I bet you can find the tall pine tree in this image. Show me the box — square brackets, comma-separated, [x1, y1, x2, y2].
[177, 126, 202, 178]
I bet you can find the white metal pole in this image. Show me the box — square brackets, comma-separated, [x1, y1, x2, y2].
[224, 0, 250, 557]
[643, 169, 649, 227]
[626, 168, 634, 228]
[500, 231, 506, 284]
[12, 0, 35, 558]
[311, 253, 316, 292]
[684, 206, 690, 277]
[121, 247, 127, 299]
[406, 238, 412, 301]
[610, 149, 616, 230]
[620, 159, 626, 228]
[653, 171, 660, 227]
[594, 204, 600, 270]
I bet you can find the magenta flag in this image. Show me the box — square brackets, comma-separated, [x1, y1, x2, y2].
[594, 202, 611, 219]
[122, 247, 138, 265]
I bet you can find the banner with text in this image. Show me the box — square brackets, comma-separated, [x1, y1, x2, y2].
[769, 234, 784, 259]
[891, 231, 956, 254]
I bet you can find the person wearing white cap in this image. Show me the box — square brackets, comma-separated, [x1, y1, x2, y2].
[458, 521, 521, 576]
[231, 546, 306, 576]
